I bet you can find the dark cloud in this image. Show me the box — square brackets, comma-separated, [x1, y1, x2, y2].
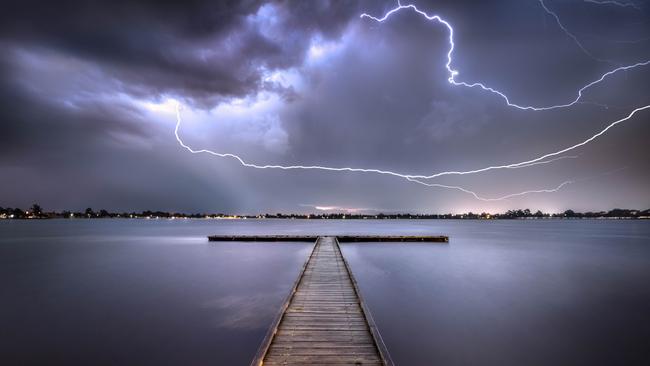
[0, 0, 364, 105]
[0, 0, 648, 212]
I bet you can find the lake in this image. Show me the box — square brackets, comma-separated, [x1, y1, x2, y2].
[1, 219, 649, 365]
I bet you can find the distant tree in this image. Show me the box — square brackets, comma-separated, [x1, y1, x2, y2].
[99, 209, 109, 218]
[564, 209, 576, 218]
[85, 208, 95, 217]
[534, 210, 544, 217]
[607, 209, 629, 218]
[31, 204, 43, 217]
[12, 208, 25, 219]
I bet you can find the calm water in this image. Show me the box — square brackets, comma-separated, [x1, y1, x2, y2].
[1, 219, 649, 365]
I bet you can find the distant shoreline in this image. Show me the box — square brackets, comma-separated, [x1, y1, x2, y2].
[3, 205, 649, 221]
[2, 217, 649, 221]
[0, 208, 650, 221]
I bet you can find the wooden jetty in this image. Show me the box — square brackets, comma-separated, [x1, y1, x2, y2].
[208, 235, 319, 242]
[208, 235, 448, 243]
[337, 235, 448, 243]
[250, 237, 394, 366]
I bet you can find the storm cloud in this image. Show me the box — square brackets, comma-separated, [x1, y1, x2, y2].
[1, 0, 649, 213]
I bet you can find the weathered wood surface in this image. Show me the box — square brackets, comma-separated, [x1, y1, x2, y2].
[251, 236, 393, 366]
[208, 235, 448, 243]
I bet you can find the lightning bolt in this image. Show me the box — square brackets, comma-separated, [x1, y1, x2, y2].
[175, 103, 648, 198]
[176, 103, 648, 179]
[360, 2, 650, 110]
[537, 0, 615, 64]
[410, 105, 650, 179]
[583, 0, 641, 10]
[171, 1, 649, 202]
[405, 178, 574, 202]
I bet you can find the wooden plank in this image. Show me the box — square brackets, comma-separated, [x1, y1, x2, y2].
[264, 354, 382, 363]
[251, 236, 394, 366]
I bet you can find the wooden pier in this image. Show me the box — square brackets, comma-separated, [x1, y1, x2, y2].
[208, 234, 448, 364]
[208, 235, 319, 242]
[208, 235, 448, 243]
[337, 235, 448, 243]
[250, 237, 394, 366]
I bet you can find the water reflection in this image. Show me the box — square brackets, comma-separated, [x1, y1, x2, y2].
[1, 219, 649, 365]
[341, 220, 650, 366]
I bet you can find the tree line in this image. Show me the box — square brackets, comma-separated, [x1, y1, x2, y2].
[1, 204, 649, 220]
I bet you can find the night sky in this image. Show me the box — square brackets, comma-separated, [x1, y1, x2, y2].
[1, 0, 649, 214]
